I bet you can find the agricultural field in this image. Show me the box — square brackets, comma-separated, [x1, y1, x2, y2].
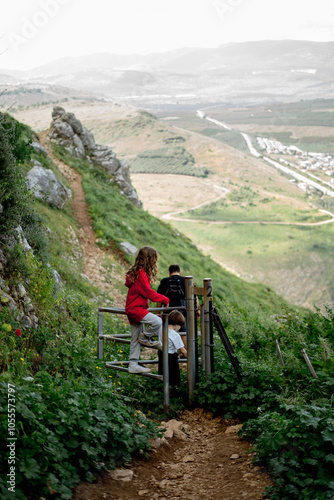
[128, 146, 210, 177]
[160, 99, 334, 156]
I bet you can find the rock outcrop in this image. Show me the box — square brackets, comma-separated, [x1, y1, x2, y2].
[49, 107, 142, 208]
[120, 242, 138, 256]
[0, 249, 39, 330]
[26, 165, 72, 209]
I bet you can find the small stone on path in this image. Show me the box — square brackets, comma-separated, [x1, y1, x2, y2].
[108, 469, 134, 482]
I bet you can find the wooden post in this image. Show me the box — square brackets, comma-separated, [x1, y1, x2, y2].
[301, 349, 318, 378]
[275, 340, 285, 368]
[185, 276, 196, 405]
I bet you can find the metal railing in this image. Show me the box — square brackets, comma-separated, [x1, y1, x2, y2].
[97, 277, 215, 412]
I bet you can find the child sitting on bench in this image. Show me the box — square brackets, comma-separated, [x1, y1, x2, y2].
[158, 310, 187, 387]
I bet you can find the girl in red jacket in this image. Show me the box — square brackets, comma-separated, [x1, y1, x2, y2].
[125, 246, 169, 374]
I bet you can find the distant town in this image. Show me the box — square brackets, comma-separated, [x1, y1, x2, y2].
[256, 137, 334, 185]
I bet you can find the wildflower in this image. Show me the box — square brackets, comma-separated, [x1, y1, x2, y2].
[15, 329, 21, 337]
[20, 358, 24, 362]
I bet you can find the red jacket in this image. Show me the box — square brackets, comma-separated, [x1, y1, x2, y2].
[125, 269, 169, 324]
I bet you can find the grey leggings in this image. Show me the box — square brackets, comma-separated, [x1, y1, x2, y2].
[129, 313, 162, 362]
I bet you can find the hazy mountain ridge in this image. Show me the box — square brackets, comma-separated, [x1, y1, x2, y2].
[1, 41, 334, 107]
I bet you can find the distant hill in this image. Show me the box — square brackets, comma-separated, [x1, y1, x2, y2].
[1, 41, 334, 108]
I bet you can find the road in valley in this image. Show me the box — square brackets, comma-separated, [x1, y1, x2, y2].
[198, 112, 334, 198]
[160, 114, 334, 226]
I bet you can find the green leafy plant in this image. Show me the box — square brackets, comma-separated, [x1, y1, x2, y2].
[241, 404, 334, 499]
[0, 375, 160, 500]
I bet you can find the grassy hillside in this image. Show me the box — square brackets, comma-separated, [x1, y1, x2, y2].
[1, 113, 334, 499]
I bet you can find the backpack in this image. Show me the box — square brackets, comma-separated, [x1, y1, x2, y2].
[165, 277, 185, 307]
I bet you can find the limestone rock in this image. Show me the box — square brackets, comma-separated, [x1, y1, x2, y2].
[52, 120, 74, 140]
[23, 315, 32, 328]
[138, 490, 149, 496]
[17, 284, 27, 298]
[71, 134, 84, 157]
[174, 428, 188, 441]
[31, 142, 48, 156]
[161, 419, 187, 440]
[108, 469, 134, 482]
[52, 106, 66, 119]
[225, 424, 243, 434]
[63, 112, 83, 135]
[0, 291, 16, 309]
[26, 166, 72, 209]
[32, 159, 43, 168]
[150, 436, 170, 449]
[15, 226, 32, 251]
[0, 277, 8, 291]
[52, 269, 63, 289]
[120, 242, 138, 256]
[80, 127, 95, 151]
[49, 106, 142, 207]
[80, 273, 94, 285]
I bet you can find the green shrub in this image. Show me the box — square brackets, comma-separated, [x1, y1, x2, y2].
[197, 363, 280, 418]
[0, 375, 159, 499]
[0, 123, 30, 235]
[242, 404, 334, 499]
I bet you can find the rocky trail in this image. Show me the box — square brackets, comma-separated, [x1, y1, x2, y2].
[39, 131, 272, 499]
[73, 409, 271, 500]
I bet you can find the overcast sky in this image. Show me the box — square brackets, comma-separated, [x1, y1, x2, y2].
[1, 0, 333, 70]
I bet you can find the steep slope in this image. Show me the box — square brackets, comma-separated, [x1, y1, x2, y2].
[38, 130, 126, 306]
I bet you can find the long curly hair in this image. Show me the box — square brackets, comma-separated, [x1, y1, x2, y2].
[128, 246, 159, 283]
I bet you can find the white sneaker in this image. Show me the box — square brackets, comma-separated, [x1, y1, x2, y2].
[128, 362, 151, 374]
[138, 333, 162, 349]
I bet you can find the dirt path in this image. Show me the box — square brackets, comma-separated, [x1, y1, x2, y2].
[162, 184, 229, 221]
[73, 409, 271, 500]
[160, 182, 334, 226]
[132, 173, 334, 227]
[165, 213, 334, 226]
[38, 131, 125, 307]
